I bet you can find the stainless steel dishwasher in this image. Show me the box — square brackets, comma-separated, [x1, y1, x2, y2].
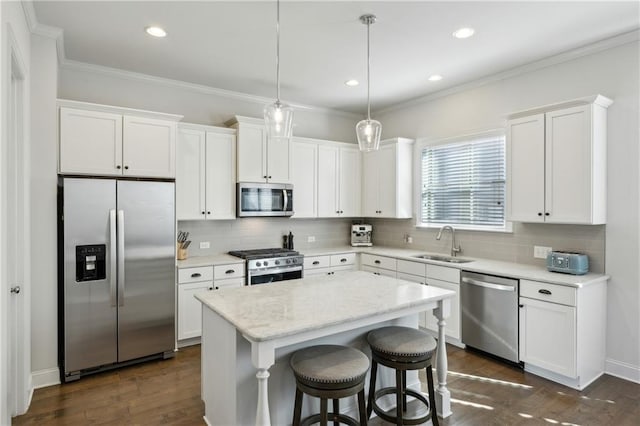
[461, 271, 520, 363]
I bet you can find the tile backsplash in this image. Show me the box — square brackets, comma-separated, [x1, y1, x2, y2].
[178, 217, 605, 274]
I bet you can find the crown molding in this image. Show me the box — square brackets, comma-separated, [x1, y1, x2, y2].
[376, 28, 640, 116]
[22, 1, 66, 65]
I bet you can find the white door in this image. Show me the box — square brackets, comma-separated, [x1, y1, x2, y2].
[317, 145, 339, 217]
[267, 136, 292, 183]
[237, 124, 266, 182]
[291, 140, 317, 218]
[377, 144, 397, 217]
[338, 147, 361, 217]
[506, 114, 545, 222]
[2, 47, 30, 422]
[205, 131, 236, 220]
[123, 116, 176, 178]
[176, 128, 206, 220]
[361, 150, 378, 216]
[178, 282, 213, 340]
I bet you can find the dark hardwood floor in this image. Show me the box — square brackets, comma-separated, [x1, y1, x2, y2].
[13, 344, 639, 425]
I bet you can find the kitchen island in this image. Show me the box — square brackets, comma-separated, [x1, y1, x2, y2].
[195, 271, 455, 426]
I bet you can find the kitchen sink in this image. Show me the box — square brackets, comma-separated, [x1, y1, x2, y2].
[412, 254, 474, 264]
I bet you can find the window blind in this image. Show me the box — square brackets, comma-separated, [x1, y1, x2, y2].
[421, 134, 506, 228]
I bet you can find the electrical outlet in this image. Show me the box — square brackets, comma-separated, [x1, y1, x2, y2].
[405, 234, 413, 244]
[307, 236, 316, 243]
[534, 245, 552, 259]
[200, 241, 210, 249]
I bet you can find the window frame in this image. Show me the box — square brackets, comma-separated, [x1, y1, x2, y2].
[414, 129, 512, 233]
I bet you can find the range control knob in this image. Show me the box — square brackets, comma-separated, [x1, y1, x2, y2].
[286, 259, 291, 264]
[263, 261, 269, 266]
[292, 258, 297, 264]
[275, 260, 280, 265]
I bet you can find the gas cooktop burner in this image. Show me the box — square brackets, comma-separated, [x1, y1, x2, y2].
[228, 248, 300, 260]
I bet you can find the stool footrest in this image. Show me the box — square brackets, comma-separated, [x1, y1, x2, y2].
[300, 412, 360, 426]
[370, 387, 433, 426]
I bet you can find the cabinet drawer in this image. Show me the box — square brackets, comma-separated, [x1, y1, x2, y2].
[178, 266, 214, 284]
[397, 272, 425, 285]
[426, 264, 460, 283]
[304, 255, 331, 270]
[214, 277, 245, 289]
[521, 280, 576, 306]
[361, 254, 397, 271]
[397, 260, 426, 277]
[214, 263, 245, 279]
[362, 265, 397, 278]
[330, 253, 356, 267]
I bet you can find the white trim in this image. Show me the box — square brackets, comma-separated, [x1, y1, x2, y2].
[57, 98, 183, 122]
[416, 128, 505, 149]
[605, 358, 640, 384]
[30, 368, 61, 390]
[377, 29, 640, 116]
[178, 122, 236, 135]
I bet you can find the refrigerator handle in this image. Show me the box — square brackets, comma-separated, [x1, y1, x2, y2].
[117, 209, 125, 307]
[109, 209, 117, 307]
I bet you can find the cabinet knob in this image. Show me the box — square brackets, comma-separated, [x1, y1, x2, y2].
[215, 286, 219, 290]
[374, 260, 381, 265]
[336, 210, 340, 214]
[340, 210, 344, 214]
[201, 211, 205, 215]
[263, 175, 267, 179]
[545, 212, 550, 216]
[116, 165, 121, 170]
[124, 166, 129, 170]
[538, 212, 543, 216]
[207, 211, 211, 215]
[519, 304, 524, 308]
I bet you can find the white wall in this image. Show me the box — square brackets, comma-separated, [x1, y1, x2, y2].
[378, 40, 640, 381]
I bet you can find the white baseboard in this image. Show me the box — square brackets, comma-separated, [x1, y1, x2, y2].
[605, 358, 640, 384]
[31, 367, 60, 389]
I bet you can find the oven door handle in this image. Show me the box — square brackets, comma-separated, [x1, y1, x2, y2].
[462, 277, 515, 292]
[250, 265, 303, 277]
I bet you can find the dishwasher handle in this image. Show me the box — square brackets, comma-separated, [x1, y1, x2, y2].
[462, 276, 516, 292]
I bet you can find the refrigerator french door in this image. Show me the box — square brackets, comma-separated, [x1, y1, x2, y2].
[59, 177, 175, 382]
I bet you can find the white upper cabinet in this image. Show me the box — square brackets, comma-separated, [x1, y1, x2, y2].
[361, 138, 414, 218]
[291, 137, 361, 218]
[229, 116, 291, 184]
[507, 95, 612, 224]
[177, 124, 236, 221]
[58, 100, 182, 178]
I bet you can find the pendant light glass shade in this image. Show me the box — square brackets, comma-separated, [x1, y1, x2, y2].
[264, 0, 294, 140]
[356, 14, 381, 152]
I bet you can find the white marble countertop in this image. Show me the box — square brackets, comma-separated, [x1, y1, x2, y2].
[195, 270, 454, 342]
[176, 253, 244, 268]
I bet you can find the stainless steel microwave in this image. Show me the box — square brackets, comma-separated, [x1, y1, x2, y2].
[237, 183, 294, 217]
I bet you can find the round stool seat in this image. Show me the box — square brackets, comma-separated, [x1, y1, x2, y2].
[367, 326, 437, 358]
[290, 345, 370, 389]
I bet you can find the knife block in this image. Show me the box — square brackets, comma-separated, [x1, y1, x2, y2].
[177, 243, 188, 260]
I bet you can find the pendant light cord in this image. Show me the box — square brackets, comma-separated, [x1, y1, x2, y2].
[276, 0, 281, 103]
[366, 17, 371, 121]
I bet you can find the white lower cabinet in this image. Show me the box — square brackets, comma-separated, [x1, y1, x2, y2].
[178, 264, 244, 345]
[304, 253, 357, 277]
[361, 254, 397, 278]
[424, 278, 461, 341]
[518, 279, 607, 390]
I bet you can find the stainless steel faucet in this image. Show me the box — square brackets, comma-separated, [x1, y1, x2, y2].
[436, 225, 462, 257]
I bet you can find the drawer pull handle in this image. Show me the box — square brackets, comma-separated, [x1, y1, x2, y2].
[538, 289, 552, 295]
[312, 261, 320, 265]
[340, 258, 347, 263]
[374, 260, 381, 265]
[225, 269, 235, 274]
[191, 273, 202, 278]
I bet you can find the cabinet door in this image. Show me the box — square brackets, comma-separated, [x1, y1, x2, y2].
[361, 150, 379, 216]
[237, 124, 266, 182]
[424, 279, 460, 340]
[205, 131, 236, 219]
[59, 107, 123, 176]
[545, 105, 593, 224]
[176, 128, 206, 220]
[377, 144, 397, 217]
[291, 140, 317, 218]
[214, 278, 244, 289]
[317, 145, 339, 217]
[396, 272, 428, 328]
[267, 137, 292, 183]
[178, 282, 213, 340]
[339, 147, 362, 217]
[506, 114, 545, 222]
[519, 297, 577, 377]
[123, 116, 176, 178]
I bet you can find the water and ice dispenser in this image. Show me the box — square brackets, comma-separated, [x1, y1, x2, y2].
[75, 244, 106, 282]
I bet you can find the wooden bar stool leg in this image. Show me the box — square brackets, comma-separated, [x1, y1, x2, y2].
[426, 365, 439, 426]
[292, 387, 303, 426]
[401, 370, 407, 413]
[367, 359, 378, 418]
[332, 399, 339, 426]
[357, 389, 368, 426]
[395, 368, 403, 426]
[320, 398, 328, 426]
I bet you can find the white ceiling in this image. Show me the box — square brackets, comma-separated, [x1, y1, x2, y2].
[33, 1, 639, 114]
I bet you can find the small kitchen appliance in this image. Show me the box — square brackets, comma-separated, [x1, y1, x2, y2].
[237, 182, 293, 217]
[228, 248, 303, 285]
[351, 224, 372, 247]
[546, 251, 589, 275]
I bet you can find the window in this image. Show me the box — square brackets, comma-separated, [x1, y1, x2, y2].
[420, 132, 507, 231]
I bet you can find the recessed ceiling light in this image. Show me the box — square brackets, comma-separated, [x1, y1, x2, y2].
[145, 26, 167, 38]
[345, 79, 359, 87]
[453, 27, 475, 39]
[428, 74, 443, 82]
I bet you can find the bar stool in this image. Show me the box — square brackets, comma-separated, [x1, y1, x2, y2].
[290, 345, 370, 426]
[366, 326, 439, 426]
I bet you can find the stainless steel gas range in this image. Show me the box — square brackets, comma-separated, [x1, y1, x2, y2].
[228, 248, 303, 285]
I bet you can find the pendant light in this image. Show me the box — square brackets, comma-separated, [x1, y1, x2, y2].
[356, 14, 382, 152]
[264, 0, 294, 140]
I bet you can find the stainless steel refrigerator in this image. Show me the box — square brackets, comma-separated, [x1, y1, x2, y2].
[58, 177, 175, 382]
